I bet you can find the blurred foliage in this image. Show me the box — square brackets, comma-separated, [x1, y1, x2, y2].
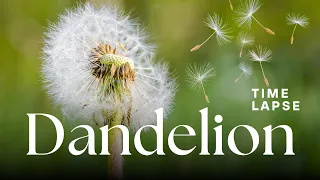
[0, 0, 320, 178]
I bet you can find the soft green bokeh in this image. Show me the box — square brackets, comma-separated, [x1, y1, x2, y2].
[1, 0, 319, 178]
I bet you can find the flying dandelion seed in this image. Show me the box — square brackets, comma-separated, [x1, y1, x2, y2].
[234, 0, 275, 35]
[234, 61, 252, 82]
[190, 13, 233, 52]
[229, 0, 234, 10]
[286, 13, 309, 44]
[249, 46, 272, 87]
[186, 62, 215, 103]
[236, 31, 255, 58]
[42, 3, 177, 179]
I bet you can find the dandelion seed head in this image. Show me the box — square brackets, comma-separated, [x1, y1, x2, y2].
[205, 13, 233, 45]
[41, 3, 177, 130]
[234, 0, 262, 28]
[237, 31, 255, 47]
[287, 13, 309, 28]
[239, 62, 252, 76]
[249, 46, 272, 62]
[185, 62, 215, 91]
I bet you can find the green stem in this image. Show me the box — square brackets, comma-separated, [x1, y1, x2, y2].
[107, 109, 123, 180]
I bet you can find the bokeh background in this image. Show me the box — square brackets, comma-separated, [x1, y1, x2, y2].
[1, 0, 319, 179]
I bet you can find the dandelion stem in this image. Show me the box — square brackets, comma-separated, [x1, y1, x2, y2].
[291, 24, 298, 44]
[240, 44, 244, 58]
[259, 61, 269, 87]
[235, 72, 243, 83]
[252, 15, 266, 29]
[201, 82, 210, 103]
[191, 31, 216, 52]
[252, 15, 275, 35]
[259, 62, 266, 78]
[107, 109, 124, 180]
[229, 0, 233, 10]
[200, 31, 216, 47]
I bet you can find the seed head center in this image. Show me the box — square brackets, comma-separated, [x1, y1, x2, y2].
[89, 44, 136, 97]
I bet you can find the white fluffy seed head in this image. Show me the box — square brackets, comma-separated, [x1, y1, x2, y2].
[42, 3, 177, 131]
[205, 13, 233, 45]
[185, 62, 215, 91]
[249, 46, 272, 62]
[234, 0, 262, 28]
[236, 31, 255, 47]
[239, 61, 252, 76]
[287, 13, 309, 28]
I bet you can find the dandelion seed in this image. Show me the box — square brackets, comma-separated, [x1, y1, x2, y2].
[191, 13, 233, 52]
[229, 0, 234, 10]
[235, 61, 252, 82]
[42, 3, 177, 179]
[236, 31, 255, 58]
[234, 0, 275, 35]
[186, 62, 215, 103]
[249, 46, 272, 87]
[286, 13, 309, 44]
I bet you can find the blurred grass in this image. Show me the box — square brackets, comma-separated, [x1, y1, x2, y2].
[0, 0, 320, 178]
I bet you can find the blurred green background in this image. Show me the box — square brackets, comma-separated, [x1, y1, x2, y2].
[1, 0, 319, 179]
